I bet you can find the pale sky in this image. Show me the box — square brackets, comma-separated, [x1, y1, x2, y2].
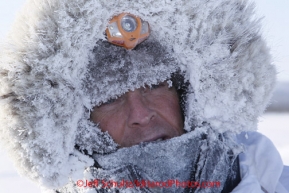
[253, 0, 289, 82]
[0, 0, 289, 81]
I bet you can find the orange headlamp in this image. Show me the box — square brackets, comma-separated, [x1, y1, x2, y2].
[106, 13, 150, 50]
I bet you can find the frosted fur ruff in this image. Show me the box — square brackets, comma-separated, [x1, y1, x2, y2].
[0, 0, 275, 189]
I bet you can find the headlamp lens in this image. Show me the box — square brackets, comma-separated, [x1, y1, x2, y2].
[106, 13, 150, 49]
[121, 15, 137, 32]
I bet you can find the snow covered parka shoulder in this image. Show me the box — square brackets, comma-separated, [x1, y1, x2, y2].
[0, 0, 287, 192]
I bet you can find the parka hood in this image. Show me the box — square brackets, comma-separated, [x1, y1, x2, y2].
[0, 0, 275, 189]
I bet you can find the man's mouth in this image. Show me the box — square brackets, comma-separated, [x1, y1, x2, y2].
[142, 135, 169, 144]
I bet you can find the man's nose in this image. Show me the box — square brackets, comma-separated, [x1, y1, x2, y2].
[126, 90, 156, 128]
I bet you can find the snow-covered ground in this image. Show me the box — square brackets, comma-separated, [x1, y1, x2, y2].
[0, 112, 288, 193]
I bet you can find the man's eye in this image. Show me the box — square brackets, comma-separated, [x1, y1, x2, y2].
[102, 98, 117, 105]
[150, 84, 160, 90]
[150, 83, 166, 90]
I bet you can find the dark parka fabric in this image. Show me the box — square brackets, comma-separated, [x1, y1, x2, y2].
[0, 0, 278, 192]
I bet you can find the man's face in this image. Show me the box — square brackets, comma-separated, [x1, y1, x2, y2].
[91, 81, 184, 147]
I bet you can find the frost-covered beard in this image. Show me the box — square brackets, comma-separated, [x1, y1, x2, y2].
[74, 128, 241, 193]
